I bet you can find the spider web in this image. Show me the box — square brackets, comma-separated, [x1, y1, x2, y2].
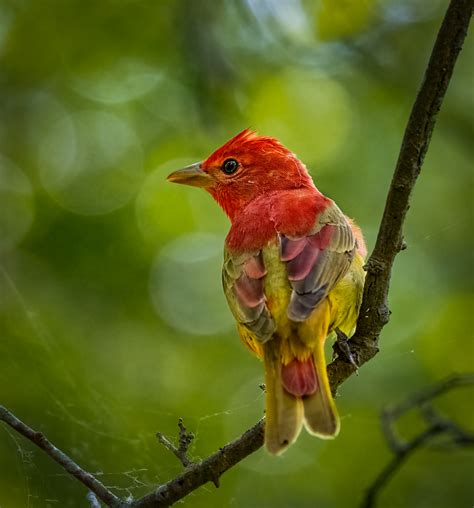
[0, 259, 269, 506]
[1, 218, 459, 506]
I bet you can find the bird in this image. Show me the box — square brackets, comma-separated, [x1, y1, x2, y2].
[167, 129, 366, 454]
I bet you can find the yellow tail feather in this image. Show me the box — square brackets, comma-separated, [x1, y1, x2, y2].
[263, 341, 304, 455]
[303, 341, 340, 438]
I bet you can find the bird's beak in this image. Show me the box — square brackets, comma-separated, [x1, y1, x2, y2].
[166, 162, 212, 188]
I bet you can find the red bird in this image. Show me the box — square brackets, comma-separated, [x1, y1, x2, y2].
[167, 130, 366, 454]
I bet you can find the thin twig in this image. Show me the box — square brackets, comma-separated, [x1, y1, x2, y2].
[362, 426, 444, 508]
[384, 372, 474, 420]
[87, 491, 103, 508]
[156, 418, 195, 468]
[134, 419, 265, 508]
[0, 406, 124, 507]
[361, 374, 474, 508]
[381, 373, 474, 452]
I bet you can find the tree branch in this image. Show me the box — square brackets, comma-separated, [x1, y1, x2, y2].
[361, 374, 474, 508]
[0, 1, 471, 506]
[381, 372, 474, 453]
[0, 405, 124, 508]
[326, 0, 473, 390]
[134, 419, 265, 508]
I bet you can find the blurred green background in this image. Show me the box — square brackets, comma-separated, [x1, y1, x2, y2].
[0, 1, 473, 507]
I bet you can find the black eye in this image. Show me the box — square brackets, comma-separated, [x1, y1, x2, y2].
[222, 158, 239, 175]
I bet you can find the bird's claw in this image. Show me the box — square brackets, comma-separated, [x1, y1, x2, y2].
[333, 328, 359, 373]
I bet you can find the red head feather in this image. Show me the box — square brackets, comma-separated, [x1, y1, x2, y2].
[200, 129, 315, 220]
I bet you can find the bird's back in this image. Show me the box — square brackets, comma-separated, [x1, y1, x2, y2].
[235, 237, 365, 361]
[224, 188, 365, 356]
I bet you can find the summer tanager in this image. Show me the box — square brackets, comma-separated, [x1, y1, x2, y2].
[167, 130, 366, 454]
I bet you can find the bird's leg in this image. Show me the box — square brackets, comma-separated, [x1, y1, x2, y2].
[333, 328, 359, 373]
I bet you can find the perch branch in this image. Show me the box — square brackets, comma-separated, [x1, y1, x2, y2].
[361, 374, 474, 508]
[326, 0, 473, 389]
[0, 406, 124, 508]
[0, 0, 471, 506]
[134, 419, 265, 508]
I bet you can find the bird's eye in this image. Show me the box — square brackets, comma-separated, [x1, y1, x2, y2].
[222, 158, 239, 175]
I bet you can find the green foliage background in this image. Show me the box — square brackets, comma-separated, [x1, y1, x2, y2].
[0, 1, 473, 507]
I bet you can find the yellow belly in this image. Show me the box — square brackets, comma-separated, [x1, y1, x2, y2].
[327, 253, 365, 337]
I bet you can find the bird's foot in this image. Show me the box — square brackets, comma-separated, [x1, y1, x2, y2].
[333, 328, 359, 373]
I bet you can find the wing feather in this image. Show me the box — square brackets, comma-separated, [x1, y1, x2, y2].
[282, 202, 356, 322]
[223, 249, 276, 342]
[223, 200, 356, 338]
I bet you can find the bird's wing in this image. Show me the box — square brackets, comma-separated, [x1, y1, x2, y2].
[279, 201, 356, 322]
[222, 248, 276, 343]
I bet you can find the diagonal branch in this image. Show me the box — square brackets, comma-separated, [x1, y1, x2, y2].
[134, 419, 265, 508]
[0, 406, 124, 508]
[361, 374, 474, 508]
[0, 1, 471, 506]
[326, 0, 473, 389]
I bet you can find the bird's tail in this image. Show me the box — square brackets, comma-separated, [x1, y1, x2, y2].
[263, 339, 304, 455]
[301, 339, 340, 439]
[263, 337, 339, 455]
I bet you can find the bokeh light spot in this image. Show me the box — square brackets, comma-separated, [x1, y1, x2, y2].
[0, 5, 14, 54]
[71, 59, 162, 104]
[39, 110, 144, 215]
[248, 70, 353, 166]
[0, 155, 34, 251]
[317, 0, 377, 40]
[136, 157, 229, 246]
[136, 159, 198, 245]
[418, 294, 473, 376]
[149, 233, 233, 336]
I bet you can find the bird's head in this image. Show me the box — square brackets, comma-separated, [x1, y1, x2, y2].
[167, 129, 315, 220]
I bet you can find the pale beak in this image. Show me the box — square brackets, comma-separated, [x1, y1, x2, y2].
[166, 162, 212, 188]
